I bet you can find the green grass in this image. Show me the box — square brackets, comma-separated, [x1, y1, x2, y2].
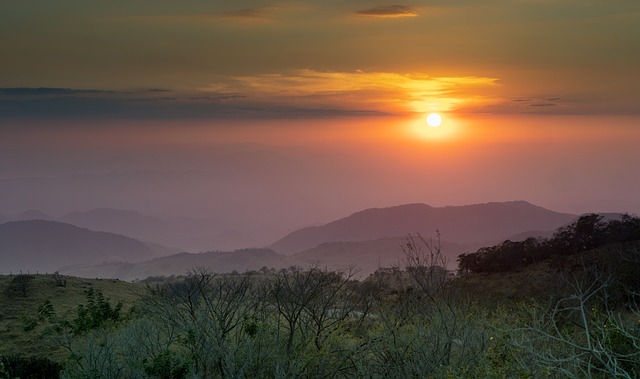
[0, 274, 142, 360]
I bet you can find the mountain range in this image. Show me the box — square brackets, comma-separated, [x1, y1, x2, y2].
[2, 201, 579, 279]
[0, 220, 165, 274]
[1, 208, 283, 252]
[271, 201, 575, 254]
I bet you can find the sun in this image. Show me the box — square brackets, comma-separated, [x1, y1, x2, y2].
[426, 113, 442, 127]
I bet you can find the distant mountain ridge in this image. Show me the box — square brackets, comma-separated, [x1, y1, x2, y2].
[59, 208, 274, 252]
[62, 208, 162, 233]
[292, 236, 478, 275]
[271, 201, 576, 254]
[0, 220, 163, 274]
[3, 201, 580, 280]
[61, 248, 292, 281]
[17, 209, 52, 221]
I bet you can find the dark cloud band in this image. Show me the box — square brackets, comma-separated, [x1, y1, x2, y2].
[355, 5, 417, 18]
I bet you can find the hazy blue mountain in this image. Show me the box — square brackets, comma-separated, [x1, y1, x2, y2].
[15, 209, 52, 221]
[60, 208, 274, 252]
[292, 236, 479, 278]
[36, 201, 580, 280]
[61, 248, 292, 281]
[143, 241, 181, 257]
[0, 220, 162, 274]
[271, 201, 576, 255]
[60, 237, 476, 280]
[62, 208, 165, 235]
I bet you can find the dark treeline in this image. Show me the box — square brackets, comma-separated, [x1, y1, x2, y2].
[457, 213, 640, 274]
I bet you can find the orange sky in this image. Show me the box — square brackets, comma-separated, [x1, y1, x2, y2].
[2, 114, 638, 220]
[1, 0, 639, 229]
[2, 1, 639, 116]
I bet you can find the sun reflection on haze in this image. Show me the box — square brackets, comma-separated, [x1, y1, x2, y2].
[405, 114, 464, 142]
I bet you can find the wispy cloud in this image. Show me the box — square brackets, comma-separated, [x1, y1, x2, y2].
[510, 97, 564, 109]
[219, 7, 270, 20]
[458, 96, 575, 114]
[355, 5, 418, 18]
[125, 6, 274, 24]
[0, 88, 112, 97]
[0, 84, 385, 119]
[0, 71, 500, 119]
[203, 70, 499, 115]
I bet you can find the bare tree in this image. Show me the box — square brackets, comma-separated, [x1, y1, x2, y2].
[269, 266, 373, 377]
[143, 268, 259, 378]
[367, 232, 488, 375]
[512, 268, 640, 378]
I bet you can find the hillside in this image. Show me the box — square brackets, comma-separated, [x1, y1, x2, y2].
[271, 201, 576, 254]
[0, 274, 141, 359]
[0, 220, 162, 274]
[61, 237, 477, 280]
[452, 239, 640, 305]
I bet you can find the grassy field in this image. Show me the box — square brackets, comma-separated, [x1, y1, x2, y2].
[0, 274, 142, 359]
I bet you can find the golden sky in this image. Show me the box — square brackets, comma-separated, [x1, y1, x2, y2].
[1, 0, 640, 222]
[1, 0, 639, 117]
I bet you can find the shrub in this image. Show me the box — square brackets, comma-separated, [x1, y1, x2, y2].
[0, 354, 62, 379]
[143, 350, 190, 379]
[4, 275, 35, 298]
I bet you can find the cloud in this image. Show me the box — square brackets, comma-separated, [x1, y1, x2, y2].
[202, 70, 498, 115]
[0, 88, 111, 97]
[529, 103, 557, 107]
[0, 70, 500, 120]
[355, 5, 417, 18]
[219, 7, 269, 20]
[125, 6, 276, 25]
[0, 85, 385, 120]
[458, 96, 575, 114]
[511, 97, 563, 109]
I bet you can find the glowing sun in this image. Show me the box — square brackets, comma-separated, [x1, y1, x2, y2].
[426, 113, 442, 127]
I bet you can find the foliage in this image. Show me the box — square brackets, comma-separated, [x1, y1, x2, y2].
[65, 288, 124, 336]
[458, 214, 640, 274]
[5, 228, 640, 378]
[510, 270, 640, 378]
[4, 274, 35, 298]
[0, 354, 63, 379]
[52, 271, 67, 287]
[143, 350, 190, 379]
[52, 258, 638, 378]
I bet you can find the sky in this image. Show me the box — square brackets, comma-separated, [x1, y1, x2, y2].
[1, 0, 640, 247]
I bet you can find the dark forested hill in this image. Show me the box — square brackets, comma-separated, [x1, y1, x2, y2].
[457, 213, 640, 274]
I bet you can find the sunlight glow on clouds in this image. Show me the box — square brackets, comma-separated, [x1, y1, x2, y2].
[202, 70, 499, 115]
[355, 6, 418, 18]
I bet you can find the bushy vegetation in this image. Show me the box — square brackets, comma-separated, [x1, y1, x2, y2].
[4, 274, 35, 298]
[2, 217, 640, 378]
[0, 354, 62, 379]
